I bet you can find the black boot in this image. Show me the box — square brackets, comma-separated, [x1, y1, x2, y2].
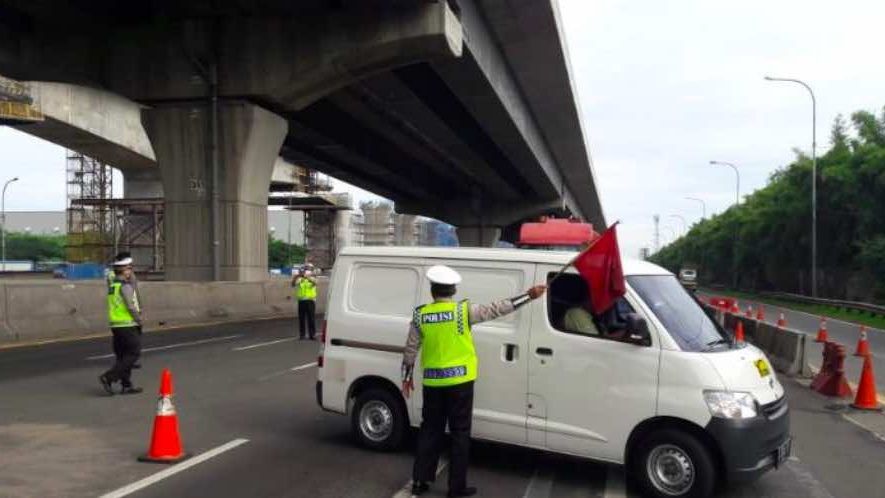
[98, 374, 114, 395]
[411, 481, 430, 496]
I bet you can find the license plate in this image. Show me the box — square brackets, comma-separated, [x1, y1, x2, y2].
[755, 358, 771, 378]
[775, 438, 791, 468]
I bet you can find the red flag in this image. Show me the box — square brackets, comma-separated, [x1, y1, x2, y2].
[573, 224, 626, 314]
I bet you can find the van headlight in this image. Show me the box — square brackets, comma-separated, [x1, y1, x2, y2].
[703, 391, 757, 419]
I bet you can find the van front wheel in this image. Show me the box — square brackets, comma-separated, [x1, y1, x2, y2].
[634, 429, 716, 498]
[351, 388, 406, 451]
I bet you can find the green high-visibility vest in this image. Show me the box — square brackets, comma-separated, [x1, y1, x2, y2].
[416, 300, 477, 387]
[107, 280, 138, 328]
[296, 278, 317, 301]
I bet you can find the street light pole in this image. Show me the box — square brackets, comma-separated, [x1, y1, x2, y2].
[2, 177, 20, 272]
[669, 214, 687, 236]
[709, 160, 740, 205]
[764, 75, 817, 297]
[685, 197, 706, 220]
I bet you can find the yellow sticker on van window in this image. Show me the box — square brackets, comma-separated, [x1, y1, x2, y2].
[755, 359, 771, 377]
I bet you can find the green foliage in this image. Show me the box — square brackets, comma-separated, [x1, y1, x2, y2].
[268, 237, 306, 269]
[1, 231, 66, 262]
[651, 107, 885, 301]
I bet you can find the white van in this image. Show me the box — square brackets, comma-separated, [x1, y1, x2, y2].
[317, 247, 790, 498]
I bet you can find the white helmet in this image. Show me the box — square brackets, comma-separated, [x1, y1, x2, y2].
[426, 265, 461, 285]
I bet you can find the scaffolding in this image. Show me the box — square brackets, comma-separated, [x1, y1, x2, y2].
[66, 151, 114, 264]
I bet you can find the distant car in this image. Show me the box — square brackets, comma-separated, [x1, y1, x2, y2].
[679, 268, 698, 290]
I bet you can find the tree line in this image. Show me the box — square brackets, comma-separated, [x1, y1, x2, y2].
[651, 107, 885, 302]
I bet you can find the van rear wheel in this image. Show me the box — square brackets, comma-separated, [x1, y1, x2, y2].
[351, 388, 406, 451]
[633, 429, 716, 498]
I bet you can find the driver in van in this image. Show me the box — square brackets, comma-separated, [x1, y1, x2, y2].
[401, 265, 546, 498]
[564, 286, 629, 340]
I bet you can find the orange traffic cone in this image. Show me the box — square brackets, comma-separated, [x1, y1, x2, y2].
[756, 305, 765, 321]
[734, 320, 745, 343]
[139, 369, 190, 463]
[815, 317, 828, 343]
[745, 305, 754, 318]
[731, 301, 740, 314]
[852, 355, 881, 411]
[855, 326, 871, 357]
[776, 313, 786, 329]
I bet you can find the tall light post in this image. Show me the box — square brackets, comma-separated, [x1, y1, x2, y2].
[764, 75, 817, 297]
[709, 160, 740, 205]
[669, 214, 687, 236]
[2, 177, 20, 272]
[685, 196, 706, 220]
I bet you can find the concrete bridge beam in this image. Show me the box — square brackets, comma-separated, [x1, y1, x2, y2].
[142, 101, 287, 281]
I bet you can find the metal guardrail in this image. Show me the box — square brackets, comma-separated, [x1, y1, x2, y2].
[758, 291, 885, 317]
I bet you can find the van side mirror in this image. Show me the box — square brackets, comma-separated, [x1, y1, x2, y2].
[625, 313, 651, 346]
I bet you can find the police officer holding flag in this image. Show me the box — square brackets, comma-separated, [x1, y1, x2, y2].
[402, 265, 546, 497]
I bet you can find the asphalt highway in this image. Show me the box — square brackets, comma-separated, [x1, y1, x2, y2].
[1, 318, 883, 498]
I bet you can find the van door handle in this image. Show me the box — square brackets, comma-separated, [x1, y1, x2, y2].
[535, 347, 553, 356]
[504, 343, 518, 362]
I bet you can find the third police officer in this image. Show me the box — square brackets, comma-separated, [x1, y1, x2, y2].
[402, 265, 546, 497]
[98, 252, 143, 395]
[292, 263, 318, 340]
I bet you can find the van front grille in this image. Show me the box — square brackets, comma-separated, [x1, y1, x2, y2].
[760, 395, 787, 419]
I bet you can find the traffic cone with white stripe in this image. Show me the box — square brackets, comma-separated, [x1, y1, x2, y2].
[731, 301, 740, 314]
[139, 369, 190, 463]
[776, 313, 786, 329]
[756, 305, 765, 321]
[815, 317, 828, 343]
[745, 305, 754, 318]
[855, 326, 871, 357]
[852, 355, 881, 411]
[734, 320, 745, 343]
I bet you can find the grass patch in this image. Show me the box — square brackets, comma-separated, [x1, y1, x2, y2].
[702, 288, 885, 330]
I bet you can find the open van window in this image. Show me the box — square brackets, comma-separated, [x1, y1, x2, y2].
[546, 273, 634, 342]
[627, 275, 728, 352]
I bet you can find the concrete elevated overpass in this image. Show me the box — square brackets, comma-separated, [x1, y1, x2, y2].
[0, 0, 604, 281]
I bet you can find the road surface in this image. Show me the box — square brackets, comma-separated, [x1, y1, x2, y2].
[1, 318, 882, 497]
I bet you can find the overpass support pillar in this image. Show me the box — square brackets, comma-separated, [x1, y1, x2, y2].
[143, 101, 287, 281]
[456, 226, 501, 247]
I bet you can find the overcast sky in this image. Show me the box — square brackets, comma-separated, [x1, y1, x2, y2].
[2, 0, 884, 257]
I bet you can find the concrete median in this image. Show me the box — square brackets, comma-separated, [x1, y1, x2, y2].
[703, 302, 811, 377]
[0, 277, 328, 346]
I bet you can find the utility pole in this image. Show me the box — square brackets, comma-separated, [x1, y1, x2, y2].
[2, 177, 19, 272]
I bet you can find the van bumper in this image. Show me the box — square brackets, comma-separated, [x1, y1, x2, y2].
[705, 397, 791, 483]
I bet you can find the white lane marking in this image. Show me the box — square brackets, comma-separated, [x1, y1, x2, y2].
[257, 362, 317, 381]
[522, 467, 554, 498]
[842, 413, 885, 443]
[98, 438, 249, 498]
[232, 337, 295, 351]
[602, 466, 628, 498]
[391, 457, 448, 498]
[86, 335, 242, 360]
[291, 362, 318, 372]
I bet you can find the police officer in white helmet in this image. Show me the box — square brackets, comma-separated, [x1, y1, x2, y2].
[402, 265, 546, 497]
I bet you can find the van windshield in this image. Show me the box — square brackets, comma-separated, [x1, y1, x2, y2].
[627, 275, 728, 352]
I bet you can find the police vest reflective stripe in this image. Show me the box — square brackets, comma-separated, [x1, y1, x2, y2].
[296, 278, 317, 300]
[417, 300, 477, 387]
[107, 281, 137, 328]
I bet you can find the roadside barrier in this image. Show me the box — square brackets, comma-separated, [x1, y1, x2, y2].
[854, 325, 870, 357]
[0, 277, 329, 345]
[852, 355, 881, 410]
[139, 369, 190, 463]
[815, 317, 828, 343]
[810, 342, 853, 398]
